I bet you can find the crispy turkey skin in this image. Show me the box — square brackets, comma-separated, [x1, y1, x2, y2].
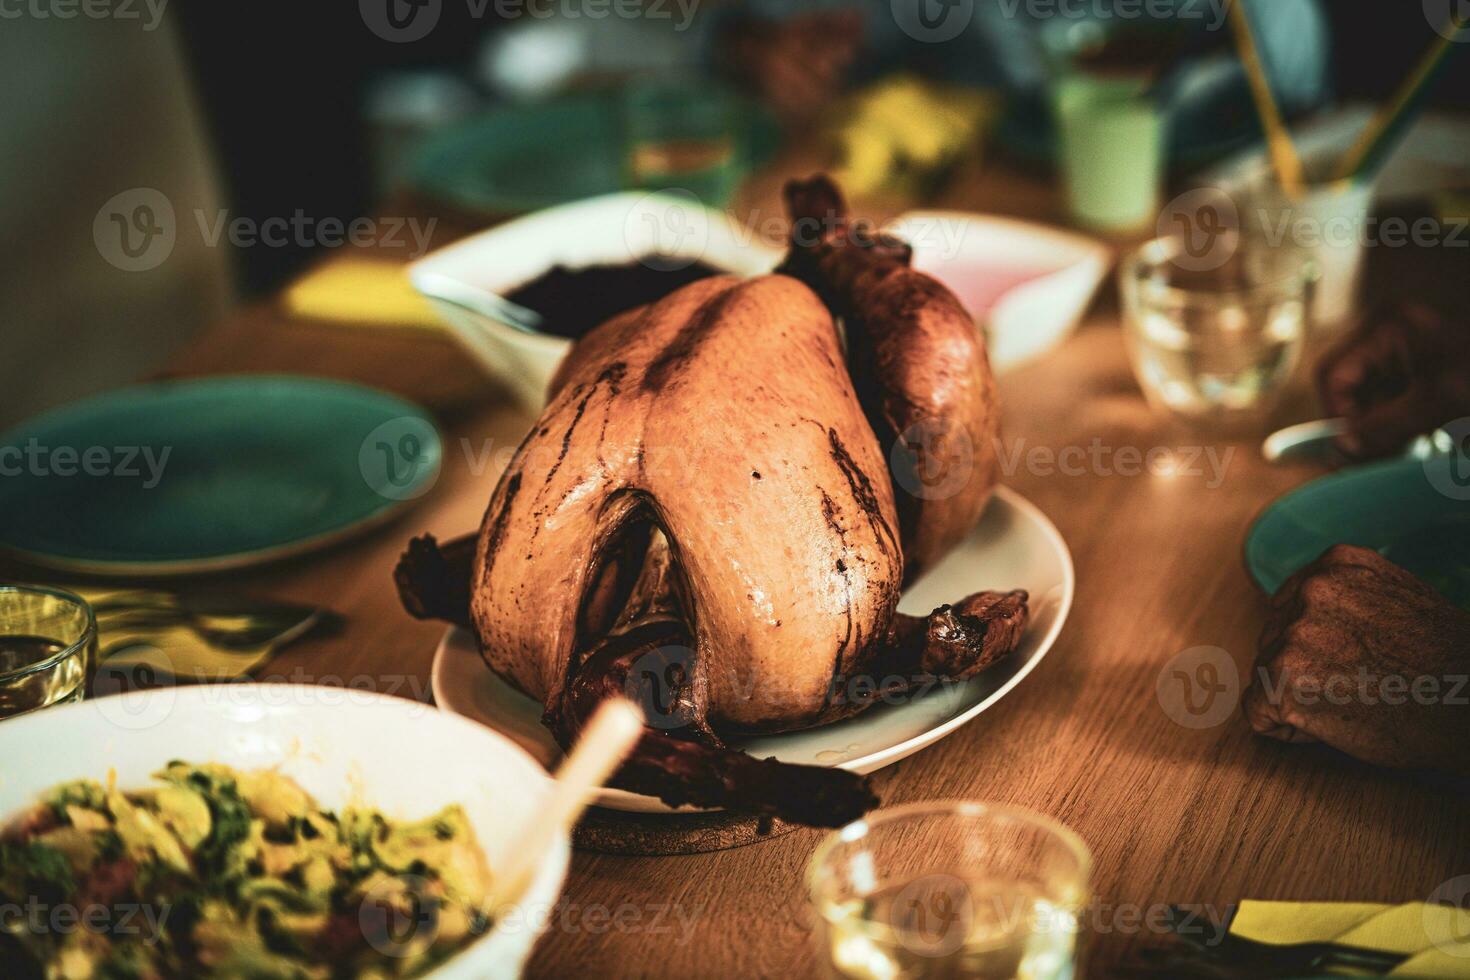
[473, 274, 903, 731]
[396, 177, 1029, 827]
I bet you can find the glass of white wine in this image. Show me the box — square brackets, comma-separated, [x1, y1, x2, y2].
[1120, 233, 1318, 429]
[808, 802, 1091, 980]
[0, 585, 96, 719]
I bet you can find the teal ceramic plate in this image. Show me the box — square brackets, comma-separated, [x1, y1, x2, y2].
[408, 92, 778, 214]
[0, 377, 441, 576]
[1246, 456, 1470, 606]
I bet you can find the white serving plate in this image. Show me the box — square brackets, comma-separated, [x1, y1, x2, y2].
[432, 485, 1073, 814]
[0, 685, 569, 980]
[409, 191, 782, 410]
[886, 210, 1113, 373]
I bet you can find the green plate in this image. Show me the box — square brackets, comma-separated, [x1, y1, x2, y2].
[408, 92, 779, 215]
[1246, 456, 1470, 606]
[0, 377, 441, 576]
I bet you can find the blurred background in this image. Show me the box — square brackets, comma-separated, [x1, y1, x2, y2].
[2, 1, 1467, 427]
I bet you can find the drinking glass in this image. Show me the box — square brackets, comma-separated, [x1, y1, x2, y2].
[0, 585, 96, 718]
[1240, 161, 1377, 333]
[1052, 74, 1163, 235]
[808, 802, 1091, 980]
[620, 77, 742, 207]
[1120, 234, 1317, 427]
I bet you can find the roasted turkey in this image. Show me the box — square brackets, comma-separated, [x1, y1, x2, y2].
[397, 177, 1028, 827]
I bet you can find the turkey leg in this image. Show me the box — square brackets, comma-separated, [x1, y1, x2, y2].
[780, 175, 1003, 581]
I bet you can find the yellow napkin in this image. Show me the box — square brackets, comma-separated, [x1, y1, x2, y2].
[1231, 900, 1470, 977]
[829, 75, 999, 199]
[282, 258, 442, 331]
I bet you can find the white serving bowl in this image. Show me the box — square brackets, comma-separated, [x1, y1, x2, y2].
[885, 211, 1112, 373]
[0, 684, 569, 980]
[410, 191, 782, 410]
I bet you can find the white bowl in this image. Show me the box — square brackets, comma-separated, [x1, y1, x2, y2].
[410, 192, 781, 410]
[885, 211, 1112, 373]
[0, 684, 569, 980]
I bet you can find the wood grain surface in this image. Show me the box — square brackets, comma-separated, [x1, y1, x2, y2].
[8, 157, 1467, 978]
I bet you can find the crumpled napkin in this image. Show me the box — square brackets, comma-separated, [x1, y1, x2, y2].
[283, 258, 442, 330]
[1230, 899, 1470, 977]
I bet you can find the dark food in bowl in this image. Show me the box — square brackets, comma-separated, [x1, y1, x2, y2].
[502, 260, 722, 339]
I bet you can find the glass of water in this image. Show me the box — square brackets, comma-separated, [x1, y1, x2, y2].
[0, 585, 96, 719]
[808, 802, 1091, 980]
[1120, 234, 1317, 427]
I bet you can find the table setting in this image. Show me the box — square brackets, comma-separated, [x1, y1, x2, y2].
[3, 4, 1470, 978]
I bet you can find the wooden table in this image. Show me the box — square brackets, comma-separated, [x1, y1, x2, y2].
[49, 159, 1470, 977]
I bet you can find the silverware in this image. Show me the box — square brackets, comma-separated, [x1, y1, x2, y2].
[85, 589, 335, 649]
[62, 587, 339, 682]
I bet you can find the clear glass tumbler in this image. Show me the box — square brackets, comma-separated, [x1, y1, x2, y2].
[0, 585, 97, 718]
[1120, 234, 1318, 427]
[1240, 161, 1377, 333]
[808, 802, 1092, 980]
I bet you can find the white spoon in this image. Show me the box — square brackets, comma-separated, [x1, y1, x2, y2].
[412, 271, 544, 334]
[487, 698, 645, 913]
[1261, 418, 1349, 463]
[1262, 418, 1453, 464]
